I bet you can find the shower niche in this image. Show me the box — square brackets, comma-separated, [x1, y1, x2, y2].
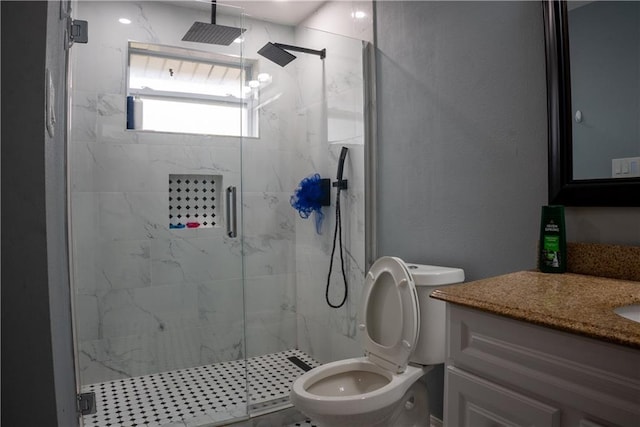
[169, 174, 220, 229]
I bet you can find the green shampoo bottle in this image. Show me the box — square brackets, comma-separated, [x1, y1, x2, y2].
[539, 205, 566, 273]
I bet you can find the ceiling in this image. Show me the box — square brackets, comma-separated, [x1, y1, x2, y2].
[167, 1, 326, 26]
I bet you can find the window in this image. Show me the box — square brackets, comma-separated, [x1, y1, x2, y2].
[127, 42, 258, 137]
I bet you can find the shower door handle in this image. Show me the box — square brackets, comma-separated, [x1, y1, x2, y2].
[226, 186, 237, 238]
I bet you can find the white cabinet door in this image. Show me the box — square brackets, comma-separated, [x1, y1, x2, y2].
[445, 366, 561, 427]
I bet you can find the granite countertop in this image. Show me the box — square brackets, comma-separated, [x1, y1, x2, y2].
[430, 270, 640, 349]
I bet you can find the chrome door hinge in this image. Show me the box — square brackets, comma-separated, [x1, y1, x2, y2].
[77, 392, 96, 416]
[69, 19, 88, 46]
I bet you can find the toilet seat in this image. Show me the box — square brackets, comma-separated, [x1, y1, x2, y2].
[290, 357, 427, 419]
[358, 257, 420, 373]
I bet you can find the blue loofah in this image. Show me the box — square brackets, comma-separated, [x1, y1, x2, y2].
[291, 173, 325, 234]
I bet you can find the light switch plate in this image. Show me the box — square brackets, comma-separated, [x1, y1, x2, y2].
[611, 157, 640, 178]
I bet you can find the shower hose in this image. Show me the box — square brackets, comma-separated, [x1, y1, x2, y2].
[326, 186, 348, 308]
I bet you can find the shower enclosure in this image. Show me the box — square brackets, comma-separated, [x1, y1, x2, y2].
[68, 1, 371, 426]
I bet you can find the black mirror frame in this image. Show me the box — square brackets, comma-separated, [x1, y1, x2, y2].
[542, 0, 640, 206]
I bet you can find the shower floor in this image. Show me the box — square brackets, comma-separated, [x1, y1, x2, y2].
[81, 349, 318, 427]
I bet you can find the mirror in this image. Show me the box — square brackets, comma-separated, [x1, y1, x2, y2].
[543, 0, 640, 206]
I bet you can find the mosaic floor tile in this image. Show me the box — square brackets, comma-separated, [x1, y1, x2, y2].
[82, 349, 318, 427]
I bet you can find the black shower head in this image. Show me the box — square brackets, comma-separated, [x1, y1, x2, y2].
[258, 42, 297, 67]
[258, 42, 326, 67]
[182, 22, 245, 46]
[182, 0, 245, 46]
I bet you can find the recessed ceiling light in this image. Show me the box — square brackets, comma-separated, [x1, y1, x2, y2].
[351, 11, 366, 19]
[248, 80, 260, 88]
[233, 37, 244, 44]
[257, 73, 271, 83]
[119, 18, 132, 24]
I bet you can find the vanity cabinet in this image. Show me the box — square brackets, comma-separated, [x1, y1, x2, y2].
[444, 304, 640, 427]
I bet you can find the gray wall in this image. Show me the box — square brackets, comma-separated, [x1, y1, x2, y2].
[375, 0, 548, 420]
[1, 1, 76, 426]
[375, 1, 548, 281]
[374, 1, 640, 421]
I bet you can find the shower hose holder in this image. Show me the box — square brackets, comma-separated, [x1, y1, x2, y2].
[332, 179, 348, 190]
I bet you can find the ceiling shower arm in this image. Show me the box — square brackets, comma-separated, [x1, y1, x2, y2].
[274, 43, 326, 60]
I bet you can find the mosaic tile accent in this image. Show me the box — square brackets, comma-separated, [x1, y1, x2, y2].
[247, 352, 317, 415]
[82, 350, 318, 427]
[169, 175, 220, 229]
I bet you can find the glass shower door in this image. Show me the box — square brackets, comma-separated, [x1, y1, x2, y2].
[68, 1, 248, 426]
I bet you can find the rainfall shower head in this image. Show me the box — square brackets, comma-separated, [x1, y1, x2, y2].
[182, 0, 245, 46]
[182, 22, 244, 46]
[258, 42, 297, 67]
[258, 42, 326, 67]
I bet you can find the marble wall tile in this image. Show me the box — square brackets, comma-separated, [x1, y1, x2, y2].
[73, 1, 228, 94]
[70, 142, 242, 193]
[244, 272, 297, 355]
[241, 148, 298, 193]
[195, 322, 245, 365]
[130, 284, 200, 330]
[295, 313, 361, 365]
[71, 1, 293, 384]
[135, 131, 240, 148]
[243, 273, 296, 317]
[242, 235, 296, 278]
[244, 272, 297, 358]
[245, 311, 297, 358]
[72, 40, 127, 95]
[154, 323, 245, 372]
[327, 88, 365, 143]
[251, 95, 298, 151]
[75, 294, 100, 342]
[93, 290, 145, 339]
[70, 142, 158, 192]
[292, 24, 367, 364]
[146, 144, 241, 183]
[71, 0, 369, 384]
[241, 192, 295, 239]
[70, 90, 98, 143]
[301, 1, 374, 43]
[97, 239, 152, 291]
[79, 333, 158, 384]
[96, 93, 140, 144]
[196, 279, 245, 326]
[150, 237, 243, 286]
[96, 192, 167, 241]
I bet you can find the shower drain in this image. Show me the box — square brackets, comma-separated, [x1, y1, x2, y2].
[81, 349, 318, 427]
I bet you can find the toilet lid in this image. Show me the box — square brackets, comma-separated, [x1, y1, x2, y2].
[358, 257, 420, 373]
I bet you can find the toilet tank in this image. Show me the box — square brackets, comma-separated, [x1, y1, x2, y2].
[406, 263, 464, 365]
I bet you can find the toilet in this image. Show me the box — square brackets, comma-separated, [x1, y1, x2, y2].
[290, 256, 464, 427]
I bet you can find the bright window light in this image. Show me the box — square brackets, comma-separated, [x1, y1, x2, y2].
[140, 98, 247, 136]
[127, 42, 259, 137]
